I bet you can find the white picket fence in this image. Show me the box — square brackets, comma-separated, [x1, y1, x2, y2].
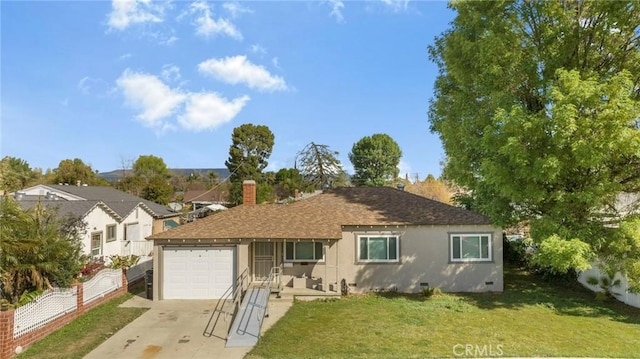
[578, 264, 640, 308]
[13, 268, 122, 339]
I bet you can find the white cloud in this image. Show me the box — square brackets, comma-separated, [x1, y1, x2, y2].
[327, 0, 345, 23]
[223, 1, 253, 18]
[117, 69, 248, 133]
[161, 64, 181, 82]
[380, 0, 409, 12]
[107, 0, 168, 30]
[118, 53, 132, 61]
[160, 35, 179, 45]
[250, 44, 267, 55]
[116, 69, 186, 128]
[178, 92, 250, 131]
[188, 0, 242, 40]
[198, 55, 288, 92]
[272, 57, 280, 69]
[77, 76, 110, 96]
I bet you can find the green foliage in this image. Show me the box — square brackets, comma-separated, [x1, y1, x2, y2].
[116, 155, 173, 204]
[348, 133, 402, 187]
[273, 168, 313, 198]
[296, 142, 343, 188]
[51, 158, 106, 186]
[420, 286, 442, 298]
[141, 175, 173, 205]
[0, 156, 36, 192]
[0, 197, 86, 304]
[532, 235, 592, 274]
[18, 289, 43, 307]
[586, 270, 622, 302]
[225, 123, 275, 204]
[133, 155, 171, 179]
[429, 1, 640, 280]
[115, 175, 146, 197]
[108, 255, 140, 269]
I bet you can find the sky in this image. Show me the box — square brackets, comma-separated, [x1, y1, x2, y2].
[1, 0, 455, 180]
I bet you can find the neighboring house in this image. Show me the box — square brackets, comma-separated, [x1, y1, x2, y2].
[16, 184, 180, 260]
[148, 180, 503, 300]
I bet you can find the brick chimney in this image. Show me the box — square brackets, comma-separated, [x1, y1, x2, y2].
[242, 180, 256, 205]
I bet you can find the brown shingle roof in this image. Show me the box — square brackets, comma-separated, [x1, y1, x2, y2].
[149, 187, 493, 240]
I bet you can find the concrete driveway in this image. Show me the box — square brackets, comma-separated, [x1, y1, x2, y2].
[84, 294, 293, 359]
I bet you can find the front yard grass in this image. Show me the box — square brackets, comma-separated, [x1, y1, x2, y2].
[247, 266, 640, 358]
[16, 282, 148, 359]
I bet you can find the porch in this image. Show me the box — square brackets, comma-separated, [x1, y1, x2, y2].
[249, 240, 341, 295]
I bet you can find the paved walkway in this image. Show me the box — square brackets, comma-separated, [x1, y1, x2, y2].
[84, 294, 293, 359]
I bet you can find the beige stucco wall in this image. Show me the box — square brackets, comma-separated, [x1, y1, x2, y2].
[152, 223, 503, 300]
[335, 225, 503, 293]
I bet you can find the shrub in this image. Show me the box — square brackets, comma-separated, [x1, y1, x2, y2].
[80, 259, 105, 280]
[421, 286, 442, 298]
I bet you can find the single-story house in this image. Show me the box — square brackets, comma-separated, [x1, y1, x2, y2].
[16, 184, 181, 260]
[148, 180, 503, 300]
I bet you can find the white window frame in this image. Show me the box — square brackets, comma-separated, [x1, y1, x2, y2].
[357, 235, 400, 263]
[105, 224, 117, 242]
[91, 232, 103, 257]
[450, 233, 492, 262]
[284, 241, 325, 262]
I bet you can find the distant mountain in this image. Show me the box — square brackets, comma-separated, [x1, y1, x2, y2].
[98, 168, 231, 183]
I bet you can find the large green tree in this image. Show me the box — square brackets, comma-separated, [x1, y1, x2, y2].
[296, 142, 343, 188]
[117, 155, 173, 204]
[0, 156, 36, 192]
[429, 1, 640, 283]
[133, 155, 171, 179]
[0, 197, 85, 304]
[50, 158, 106, 186]
[225, 124, 275, 204]
[348, 134, 402, 187]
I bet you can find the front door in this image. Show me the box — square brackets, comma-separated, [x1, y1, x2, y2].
[254, 242, 275, 281]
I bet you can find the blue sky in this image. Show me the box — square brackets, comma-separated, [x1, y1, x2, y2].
[1, 0, 454, 180]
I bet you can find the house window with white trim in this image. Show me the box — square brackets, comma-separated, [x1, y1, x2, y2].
[357, 235, 399, 262]
[450, 234, 492, 262]
[106, 224, 117, 242]
[285, 241, 324, 261]
[91, 232, 102, 257]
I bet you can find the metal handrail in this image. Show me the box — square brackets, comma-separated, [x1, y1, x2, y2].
[203, 268, 249, 339]
[231, 266, 279, 337]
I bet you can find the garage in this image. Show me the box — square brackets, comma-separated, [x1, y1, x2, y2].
[162, 246, 235, 299]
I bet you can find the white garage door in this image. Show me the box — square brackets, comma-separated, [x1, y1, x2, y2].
[162, 247, 235, 299]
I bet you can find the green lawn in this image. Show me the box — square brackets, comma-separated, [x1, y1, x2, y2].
[16, 283, 148, 359]
[247, 267, 640, 358]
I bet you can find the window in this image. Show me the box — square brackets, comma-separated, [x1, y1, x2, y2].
[285, 241, 324, 261]
[91, 232, 102, 257]
[106, 224, 117, 242]
[358, 235, 399, 262]
[450, 234, 492, 262]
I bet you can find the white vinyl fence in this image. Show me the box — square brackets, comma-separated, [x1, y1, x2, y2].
[82, 269, 123, 305]
[13, 287, 77, 338]
[13, 268, 123, 339]
[578, 264, 640, 308]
